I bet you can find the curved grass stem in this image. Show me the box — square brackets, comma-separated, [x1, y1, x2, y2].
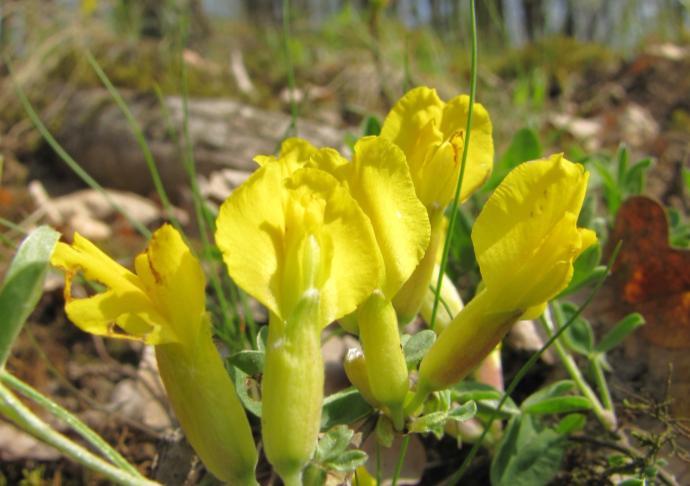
[0, 371, 144, 477]
[0, 380, 158, 485]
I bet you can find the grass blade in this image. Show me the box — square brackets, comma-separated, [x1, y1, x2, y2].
[0, 226, 59, 369]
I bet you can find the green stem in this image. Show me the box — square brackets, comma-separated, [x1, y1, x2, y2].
[85, 51, 181, 232]
[0, 372, 143, 477]
[282, 0, 298, 137]
[540, 307, 616, 431]
[429, 0, 478, 332]
[375, 436, 382, 486]
[590, 356, 614, 411]
[391, 435, 410, 486]
[404, 382, 431, 417]
[177, 22, 235, 334]
[0, 381, 157, 485]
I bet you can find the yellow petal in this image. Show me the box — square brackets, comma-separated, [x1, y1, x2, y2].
[381, 87, 494, 210]
[284, 168, 383, 324]
[380, 86, 444, 170]
[134, 225, 206, 341]
[51, 236, 142, 296]
[253, 137, 318, 175]
[217, 162, 383, 325]
[216, 162, 284, 318]
[440, 95, 494, 200]
[306, 146, 349, 176]
[473, 154, 595, 311]
[346, 137, 430, 298]
[64, 289, 168, 342]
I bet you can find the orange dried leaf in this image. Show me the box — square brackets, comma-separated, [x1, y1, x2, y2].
[609, 196, 690, 349]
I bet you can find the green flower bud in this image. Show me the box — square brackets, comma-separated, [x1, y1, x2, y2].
[357, 290, 408, 429]
[262, 293, 323, 486]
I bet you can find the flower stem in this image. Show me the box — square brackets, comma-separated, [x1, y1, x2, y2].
[391, 435, 410, 486]
[590, 355, 614, 411]
[429, 0, 478, 332]
[540, 306, 617, 431]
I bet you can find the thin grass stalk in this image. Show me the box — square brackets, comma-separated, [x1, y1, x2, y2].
[429, 0, 477, 332]
[84, 51, 182, 232]
[1, 372, 143, 478]
[176, 21, 236, 333]
[0, 382, 158, 486]
[390, 434, 410, 486]
[4, 56, 150, 239]
[282, 0, 298, 138]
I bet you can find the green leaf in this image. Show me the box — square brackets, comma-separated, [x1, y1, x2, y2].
[617, 479, 644, 486]
[452, 383, 519, 418]
[562, 314, 594, 356]
[324, 449, 368, 472]
[321, 387, 373, 431]
[0, 226, 60, 369]
[486, 127, 542, 191]
[316, 425, 354, 462]
[615, 144, 629, 185]
[595, 313, 645, 354]
[491, 415, 567, 486]
[403, 330, 436, 368]
[409, 411, 447, 438]
[522, 380, 576, 410]
[451, 381, 502, 402]
[256, 325, 269, 352]
[375, 415, 395, 448]
[522, 396, 593, 416]
[447, 400, 477, 422]
[362, 116, 382, 136]
[227, 350, 264, 376]
[668, 207, 690, 248]
[559, 242, 605, 298]
[448, 206, 477, 274]
[593, 159, 622, 216]
[231, 368, 262, 417]
[555, 413, 586, 435]
[683, 166, 690, 193]
[622, 158, 652, 195]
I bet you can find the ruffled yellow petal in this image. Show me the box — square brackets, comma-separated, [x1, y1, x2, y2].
[217, 161, 383, 325]
[216, 162, 284, 318]
[472, 154, 595, 311]
[64, 289, 165, 341]
[253, 137, 318, 175]
[380, 87, 444, 166]
[52, 225, 204, 345]
[381, 87, 494, 211]
[51, 237, 142, 295]
[134, 225, 206, 342]
[284, 168, 383, 324]
[440, 95, 494, 200]
[345, 136, 430, 298]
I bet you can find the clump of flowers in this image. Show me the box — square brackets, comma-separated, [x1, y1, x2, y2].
[50, 86, 595, 484]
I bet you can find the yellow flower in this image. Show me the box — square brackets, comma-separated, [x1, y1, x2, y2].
[304, 136, 430, 428]
[415, 154, 596, 397]
[216, 150, 383, 485]
[51, 225, 258, 485]
[380, 86, 494, 212]
[381, 87, 493, 323]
